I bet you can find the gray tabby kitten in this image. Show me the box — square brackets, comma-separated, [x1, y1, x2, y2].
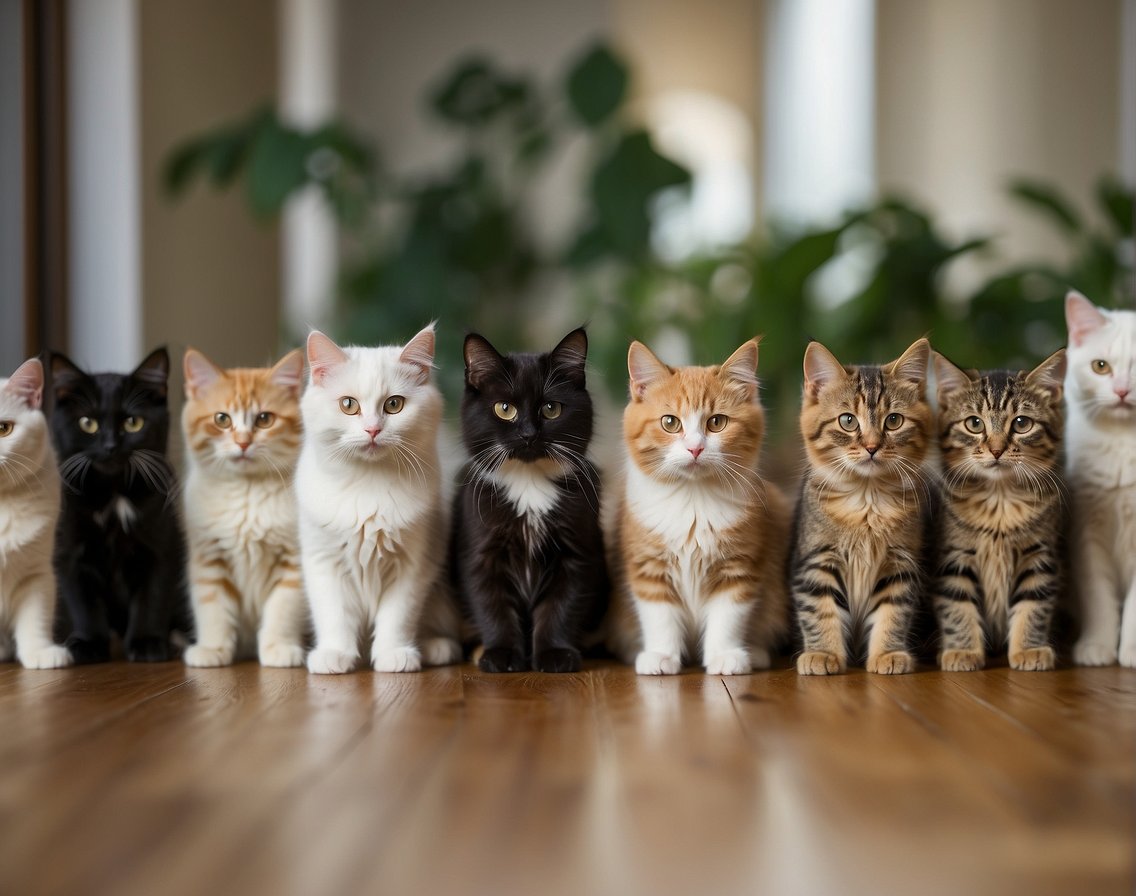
[931, 351, 1066, 671]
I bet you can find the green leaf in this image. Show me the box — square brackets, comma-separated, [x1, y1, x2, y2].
[430, 58, 526, 126]
[245, 117, 310, 218]
[163, 138, 209, 195]
[1096, 175, 1134, 237]
[566, 43, 629, 127]
[1008, 179, 1083, 234]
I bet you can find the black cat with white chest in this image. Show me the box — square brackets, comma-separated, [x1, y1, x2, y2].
[452, 328, 608, 673]
[49, 348, 188, 662]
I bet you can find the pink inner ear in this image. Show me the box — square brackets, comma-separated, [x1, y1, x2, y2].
[183, 350, 222, 398]
[5, 359, 44, 410]
[307, 331, 348, 385]
[628, 342, 669, 399]
[1065, 293, 1109, 347]
[400, 326, 436, 383]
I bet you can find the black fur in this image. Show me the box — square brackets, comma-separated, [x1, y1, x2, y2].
[48, 349, 188, 663]
[451, 329, 608, 673]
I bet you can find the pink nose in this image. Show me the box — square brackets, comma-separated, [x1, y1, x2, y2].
[990, 447, 1004, 459]
[1116, 387, 1130, 401]
[236, 438, 251, 451]
[688, 446, 703, 459]
[365, 425, 382, 440]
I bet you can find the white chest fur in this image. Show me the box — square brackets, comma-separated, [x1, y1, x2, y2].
[490, 458, 566, 518]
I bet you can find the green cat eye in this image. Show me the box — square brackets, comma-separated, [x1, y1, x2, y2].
[1092, 359, 1111, 375]
[1011, 416, 1034, 434]
[964, 416, 985, 433]
[706, 414, 728, 433]
[837, 413, 858, 432]
[660, 415, 681, 433]
[384, 396, 405, 415]
[255, 412, 275, 429]
[494, 402, 518, 421]
[339, 397, 360, 416]
[0, 421, 13, 437]
[123, 416, 144, 433]
[884, 413, 904, 431]
[541, 401, 562, 420]
[79, 416, 99, 434]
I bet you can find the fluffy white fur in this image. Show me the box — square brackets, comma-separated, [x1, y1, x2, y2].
[297, 326, 461, 674]
[1065, 292, 1136, 667]
[0, 359, 71, 669]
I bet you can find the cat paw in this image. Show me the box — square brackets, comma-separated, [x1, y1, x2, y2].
[127, 637, 171, 663]
[1072, 640, 1117, 667]
[1117, 644, 1136, 669]
[258, 643, 306, 668]
[65, 636, 110, 665]
[635, 651, 681, 675]
[705, 648, 752, 676]
[796, 651, 844, 676]
[940, 649, 985, 672]
[420, 637, 462, 667]
[1009, 646, 1055, 671]
[478, 647, 526, 673]
[867, 651, 915, 675]
[185, 644, 235, 668]
[307, 647, 357, 675]
[20, 645, 73, 670]
[535, 647, 581, 673]
[373, 646, 422, 673]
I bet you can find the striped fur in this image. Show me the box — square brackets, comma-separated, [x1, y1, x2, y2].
[791, 339, 933, 675]
[931, 351, 1066, 671]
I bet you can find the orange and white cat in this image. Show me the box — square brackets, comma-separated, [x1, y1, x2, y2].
[182, 348, 308, 667]
[606, 339, 790, 675]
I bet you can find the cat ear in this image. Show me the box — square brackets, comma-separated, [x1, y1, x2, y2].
[132, 347, 170, 395]
[399, 324, 436, 386]
[464, 334, 504, 390]
[1065, 291, 1109, 346]
[933, 352, 975, 401]
[307, 331, 348, 386]
[4, 358, 44, 409]
[719, 339, 760, 398]
[1025, 348, 1067, 400]
[887, 338, 930, 388]
[183, 348, 224, 399]
[48, 352, 88, 400]
[269, 348, 305, 395]
[627, 341, 671, 401]
[802, 341, 846, 399]
[550, 328, 588, 387]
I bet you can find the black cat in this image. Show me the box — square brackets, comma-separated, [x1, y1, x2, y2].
[48, 348, 188, 663]
[452, 328, 608, 673]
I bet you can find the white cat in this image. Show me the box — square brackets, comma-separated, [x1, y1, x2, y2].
[1064, 291, 1136, 667]
[0, 359, 71, 669]
[297, 326, 461, 674]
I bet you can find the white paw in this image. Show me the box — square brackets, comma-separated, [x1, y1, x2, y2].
[635, 650, 681, 675]
[420, 637, 462, 667]
[1073, 640, 1117, 667]
[21, 645, 73, 670]
[184, 644, 235, 668]
[258, 642, 306, 668]
[705, 648, 752, 676]
[307, 647, 357, 675]
[373, 646, 422, 673]
[1119, 644, 1136, 669]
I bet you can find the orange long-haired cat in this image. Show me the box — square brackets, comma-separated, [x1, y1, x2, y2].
[605, 339, 791, 674]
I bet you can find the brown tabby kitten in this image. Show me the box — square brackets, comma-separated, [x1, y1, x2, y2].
[792, 338, 933, 675]
[931, 350, 1066, 672]
[606, 339, 791, 675]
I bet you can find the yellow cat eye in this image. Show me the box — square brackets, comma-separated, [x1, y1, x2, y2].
[213, 412, 232, 429]
[883, 413, 904, 431]
[660, 415, 681, 433]
[384, 396, 405, 415]
[0, 421, 13, 437]
[541, 401, 562, 420]
[837, 413, 858, 432]
[255, 412, 275, 429]
[964, 416, 985, 433]
[79, 416, 99, 434]
[339, 397, 360, 416]
[1092, 359, 1111, 375]
[123, 416, 144, 433]
[494, 402, 518, 421]
[1011, 416, 1034, 434]
[706, 414, 728, 433]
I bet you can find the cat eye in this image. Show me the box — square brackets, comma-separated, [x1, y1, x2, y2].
[255, 412, 275, 429]
[1092, 359, 1111, 375]
[706, 415, 728, 433]
[494, 402, 518, 421]
[883, 413, 904, 431]
[964, 416, 985, 433]
[1011, 416, 1034, 434]
[123, 416, 144, 433]
[541, 402, 562, 420]
[78, 416, 99, 434]
[339, 397, 361, 415]
[837, 413, 858, 432]
[0, 421, 12, 437]
[213, 412, 232, 429]
[660, 415, 682, 433]
[384, 396, 405, 415]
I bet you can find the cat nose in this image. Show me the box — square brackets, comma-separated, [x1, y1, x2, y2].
[864, 443, 880, 456]
[1115, 386, 1130, 400]
[990, 446, 1005, 459]
[235, 434, 251, 451]
[688, 446, 704, 459]
[365, 424, 382, 440]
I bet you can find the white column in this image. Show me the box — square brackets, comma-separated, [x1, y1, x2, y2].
[763, 0, 876, 227]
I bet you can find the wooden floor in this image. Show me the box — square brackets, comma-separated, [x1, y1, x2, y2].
[1, 660, 1133, 896]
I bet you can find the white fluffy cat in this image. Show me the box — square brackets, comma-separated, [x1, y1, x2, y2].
[1065, 291, 1136, 667]
[297, 325, 461, 674]
[0, 359, 71, 669]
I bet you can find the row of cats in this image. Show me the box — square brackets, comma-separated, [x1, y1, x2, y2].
[0, 290, 1133, 676]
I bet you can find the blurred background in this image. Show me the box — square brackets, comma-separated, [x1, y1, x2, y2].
[4, 0, 1134, 451]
